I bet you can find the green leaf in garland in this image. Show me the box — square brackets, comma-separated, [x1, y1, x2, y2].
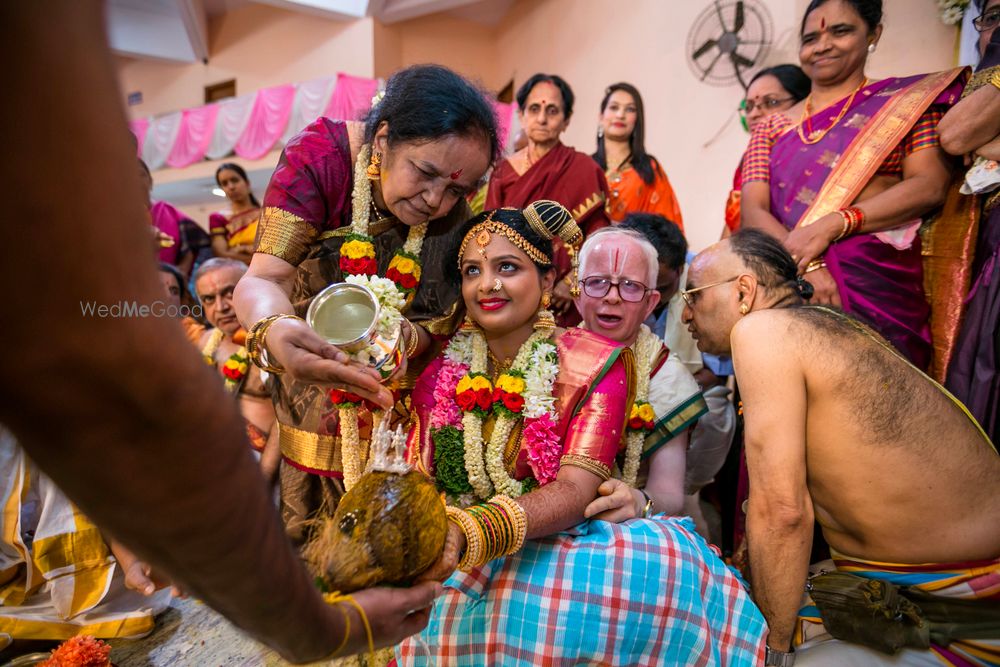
[521, 477, 539, 494]
[432, 426, 474, 496]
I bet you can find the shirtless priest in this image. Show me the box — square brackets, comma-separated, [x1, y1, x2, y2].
[683, 230, 1000, 667]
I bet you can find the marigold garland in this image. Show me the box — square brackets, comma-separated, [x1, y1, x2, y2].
[621, 325, 660, 487]
[202, 328, 249, 394]
[431, 326, 561, 502]
[333, 143, 430, 490]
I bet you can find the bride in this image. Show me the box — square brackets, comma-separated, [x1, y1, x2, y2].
[399, 200, 766, 666]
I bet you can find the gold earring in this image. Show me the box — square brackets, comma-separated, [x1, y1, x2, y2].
[534, 309, 556, 331]
[366, 150, 382, 180]
[739, 302, 750, 315]
[534, 290, 556, 331]
[460, 314, 478, 332]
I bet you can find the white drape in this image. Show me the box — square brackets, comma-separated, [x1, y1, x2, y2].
[205, 93, 256, 160]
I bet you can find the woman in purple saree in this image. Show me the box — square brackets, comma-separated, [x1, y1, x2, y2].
[741, 0, 966, 370]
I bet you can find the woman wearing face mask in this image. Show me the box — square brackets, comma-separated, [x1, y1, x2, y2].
[233, 64, 500, 540]
[724, 65, 811, 238]
[740, 0, 966, 370]
[209, 162, 260, 265]
[593, 83, 683, 230]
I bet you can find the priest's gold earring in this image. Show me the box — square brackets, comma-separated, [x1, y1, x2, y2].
[739, 302, 750, 315]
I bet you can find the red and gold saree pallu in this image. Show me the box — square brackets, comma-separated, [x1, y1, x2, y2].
[768, 69, 967, 371]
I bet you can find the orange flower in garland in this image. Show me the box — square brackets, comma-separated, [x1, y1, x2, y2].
[339, 233, 378, 276]
[455, 373, 493, 416]
[39, 635, 112, 666]
[628, 400, 656, 432]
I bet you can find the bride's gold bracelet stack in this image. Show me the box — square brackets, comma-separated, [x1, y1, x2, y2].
[245, 313, 303, 373]
[445, 495, 528, 571]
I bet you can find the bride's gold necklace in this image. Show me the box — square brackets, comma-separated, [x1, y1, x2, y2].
[488, 347, 513, 382]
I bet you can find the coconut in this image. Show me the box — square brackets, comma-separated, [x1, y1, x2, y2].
[306, 422, 447, 593]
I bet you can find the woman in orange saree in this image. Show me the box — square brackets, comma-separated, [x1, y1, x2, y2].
[593, 83, 683, 230]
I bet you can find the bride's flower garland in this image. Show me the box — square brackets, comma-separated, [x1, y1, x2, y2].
[621, 325, 660, 487]
[431, 327, 560, 501]
[333, 143, 428, 490]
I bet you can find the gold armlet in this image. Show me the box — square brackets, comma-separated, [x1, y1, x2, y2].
[559, 454, 612, 481]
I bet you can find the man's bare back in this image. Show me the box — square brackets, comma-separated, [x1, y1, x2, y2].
[737, 305, 1000, 565]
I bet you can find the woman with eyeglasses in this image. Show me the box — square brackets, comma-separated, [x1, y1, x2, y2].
[725, 66, 811, 239]
[941, 0, 1000, 443]
[592, 83, 684, 231]
[724, 66, 811, 239]
[740, 0, 967, 370]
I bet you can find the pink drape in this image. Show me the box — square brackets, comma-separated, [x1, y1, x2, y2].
[492, 101, 514, 152]
[234, 84, 296, 160]
[128, 119, 148, 157]
[324, 72, 379, 123]
[166, 104, 220, 168]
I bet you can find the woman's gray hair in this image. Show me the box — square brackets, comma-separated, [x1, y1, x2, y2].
[578, 227, 659, 287]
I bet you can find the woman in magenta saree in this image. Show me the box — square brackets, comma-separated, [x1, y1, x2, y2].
[741, 0, 966, 371]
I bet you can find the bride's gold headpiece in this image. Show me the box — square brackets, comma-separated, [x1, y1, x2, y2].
[457, 200, 581, 269]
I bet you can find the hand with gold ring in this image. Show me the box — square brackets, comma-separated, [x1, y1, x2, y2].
[784, 212, 842, 273]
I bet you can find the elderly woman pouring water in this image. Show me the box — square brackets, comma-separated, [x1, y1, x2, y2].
[233, 65, 499, 541]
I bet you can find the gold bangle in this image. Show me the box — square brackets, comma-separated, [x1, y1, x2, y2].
[245, 314, 280, 367]
[247, 313, 301, 373]
[490, 495, 527, 554]
[446, 506, 485, 571]
[559, 454, 612, 481]
[402, 319, 420, 359]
